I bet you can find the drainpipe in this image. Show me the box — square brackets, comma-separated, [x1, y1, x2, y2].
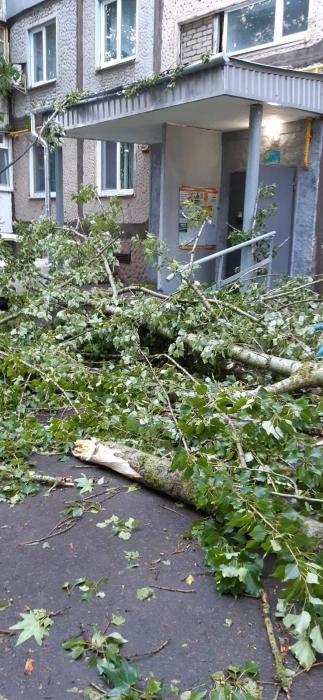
[30, 112, 51, 219]
[241, 103, 263, 285]
[303, 117, 313, 170]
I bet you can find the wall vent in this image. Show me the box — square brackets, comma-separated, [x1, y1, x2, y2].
[115, 253, 131, 265]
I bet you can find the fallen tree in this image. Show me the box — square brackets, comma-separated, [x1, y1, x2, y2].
[1, 189, 323, 669]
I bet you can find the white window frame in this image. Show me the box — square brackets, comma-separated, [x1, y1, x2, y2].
[28, 19, 57, 88]
[97, 141, 135, 196]
[29, 143, 56, 199]
[0, 25, 8, 60]
[223, 0, 309, 56]
[0, 134, 13, 192]
[100, 0, 137, 68]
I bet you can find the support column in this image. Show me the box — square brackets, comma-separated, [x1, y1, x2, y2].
[55, 147, 64, 226]
[241, 103, 263, 280]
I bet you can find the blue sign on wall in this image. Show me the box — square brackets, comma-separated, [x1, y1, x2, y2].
[264, 150, 280, 164]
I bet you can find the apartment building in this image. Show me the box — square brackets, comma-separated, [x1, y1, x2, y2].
[4, 0, 157, 282]
[2, 0, 323, 289]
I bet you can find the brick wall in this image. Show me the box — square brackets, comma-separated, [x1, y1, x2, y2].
[180, 15, 214, 64]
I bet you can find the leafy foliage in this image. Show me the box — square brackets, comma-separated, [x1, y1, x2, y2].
[9, 608, 53, 646]
[96, 515, 140, 540]
[62, 577, 108, 601]
[1, 187, 323, 668]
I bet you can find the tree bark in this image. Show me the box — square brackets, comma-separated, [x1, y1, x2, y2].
[73, 439, 323, 545]
[72, 439, 196, 507]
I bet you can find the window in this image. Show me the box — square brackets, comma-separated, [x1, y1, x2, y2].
[99, 141, 134, 194]
[101, 0, 136, 65]
[31, 143, 56, 197]
[29, 20, 56, 87]
[0, 26, 8, 59]
[225, 0, 309, 54]
[0, 134, 12, 190]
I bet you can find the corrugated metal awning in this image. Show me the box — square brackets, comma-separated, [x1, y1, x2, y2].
[61, 54, 323, 143]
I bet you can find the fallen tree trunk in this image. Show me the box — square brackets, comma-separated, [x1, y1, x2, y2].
[72, 439, 196, 507]
[73, 439, 323, 545]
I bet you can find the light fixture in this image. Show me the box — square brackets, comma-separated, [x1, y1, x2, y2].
[264, 119, 282, 142]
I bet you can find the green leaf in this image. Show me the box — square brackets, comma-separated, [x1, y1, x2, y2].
[9, 609, 53, 646]
[136, 588, 156, 601]
[283, 563, 299, 581]
[289, 636, 316, 668]
[283, 612, 311, 634]
[42, 542, 50, 549]
[104, 656, 140, 694]
[111, 614, 125, 626]
[224, 619, 233, 627]
[310, 626, 323, 654]
[119, 530, 131, 540]
[306, 572, 319, 584]
[74, 474, 93, 494]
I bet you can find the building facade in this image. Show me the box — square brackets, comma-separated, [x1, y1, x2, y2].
[1, 0, 323, 288]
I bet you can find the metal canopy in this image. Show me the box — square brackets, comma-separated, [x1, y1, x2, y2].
[62, 54, 323, 144]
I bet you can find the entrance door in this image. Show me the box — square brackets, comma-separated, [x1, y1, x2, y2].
[227, 166, 295, 282]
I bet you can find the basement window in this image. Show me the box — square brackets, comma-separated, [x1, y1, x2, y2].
[98, 141, 134, 195]
[224, 0, 309, 54]
[100, 0, 137, 66]
[29, 20, 56, 87]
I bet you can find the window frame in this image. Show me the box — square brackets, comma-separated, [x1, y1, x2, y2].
[97, 140, 135, 196]
[29, 142, 56, 199]
[0, 25, 8, 60]
[223, 0, 309, 56]
[100, 0, 137, 69]
[0, 134, 13, 192]
[28, 19, 57, 88]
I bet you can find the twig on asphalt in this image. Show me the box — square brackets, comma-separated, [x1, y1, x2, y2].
[160, 504, 185, 517]
[150, 585, 196, 594]
[130, 639, 170, 658]
[261, 591, 292, 700]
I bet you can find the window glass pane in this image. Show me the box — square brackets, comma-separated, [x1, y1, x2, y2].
[49, 151, 56, 193]
[33, 30, 43, 83]
[101, 141, 117, 190]
[121, 0, 136, 59]
[45, 22, 56, 80]
[283, 0, 309, 36]
[226, 0, 276, 53]
[104, 1, 117, 62]
[0, 28, 4, 56]
[0, 148, 8, 186]
[34, 145, 56, 194]
[120, 143, 134, 190]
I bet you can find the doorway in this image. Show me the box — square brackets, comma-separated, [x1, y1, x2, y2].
[227, 166, 295, 283]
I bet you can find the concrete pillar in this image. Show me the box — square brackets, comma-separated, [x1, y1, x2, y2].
[241, 103, 263, 278]
[55, 147, 64, 226]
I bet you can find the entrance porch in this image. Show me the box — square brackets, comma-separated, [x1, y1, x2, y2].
[60, 54, 323, 291]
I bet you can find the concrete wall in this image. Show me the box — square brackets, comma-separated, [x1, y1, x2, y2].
[217, 118, 323, 278]
[158, 124, 222, 294]
[160, 0, 322, 71]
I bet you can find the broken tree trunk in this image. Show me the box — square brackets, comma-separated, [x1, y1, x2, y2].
[73, 439, 196, 507]
[73, 439, 323, 545]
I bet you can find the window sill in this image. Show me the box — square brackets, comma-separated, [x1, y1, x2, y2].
[98, 190, 134, 198]
[227, 32, 308, 58]
[29, 194, 56, 199]
[27, 78, 57, 91]
[96, 56, 136, 72]
[0, 187, 13, 193]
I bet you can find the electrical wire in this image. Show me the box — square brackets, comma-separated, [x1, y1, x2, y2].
[0, 136, 37, 176]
